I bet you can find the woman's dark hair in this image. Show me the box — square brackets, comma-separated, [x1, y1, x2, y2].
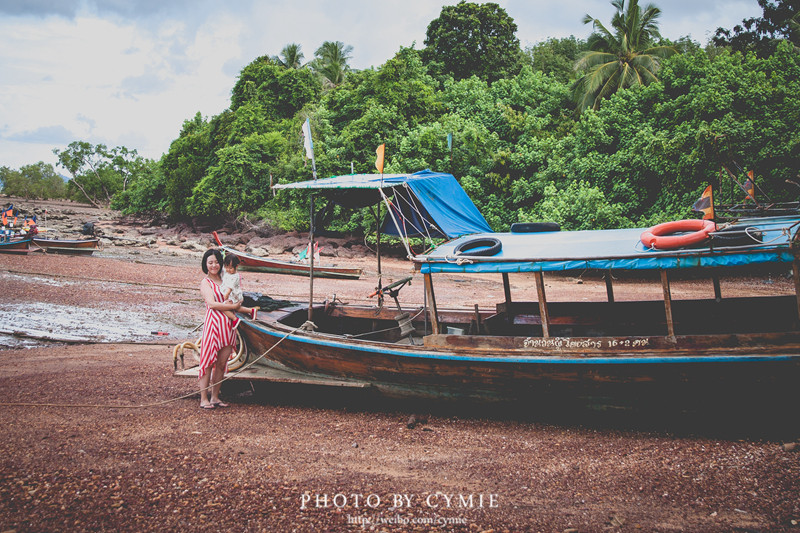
[223, 254, 240, 268]
[201, 248, 224, 274]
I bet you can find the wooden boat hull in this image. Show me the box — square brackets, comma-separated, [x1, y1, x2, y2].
[216, 245, 361, 279]
[0, 238, 31, 254]
[236, 304, 800, 404]
[213, 231, 361, 279]
[33, 237, 99, 255]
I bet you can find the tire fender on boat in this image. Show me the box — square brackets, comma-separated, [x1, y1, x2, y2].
[640, 219, 716, 250]
[453, 237, 502, 256]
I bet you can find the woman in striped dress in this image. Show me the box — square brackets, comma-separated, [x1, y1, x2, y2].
[198, 249, 240, 409]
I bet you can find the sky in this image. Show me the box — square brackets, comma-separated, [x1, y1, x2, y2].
[0, 0, 763, 172]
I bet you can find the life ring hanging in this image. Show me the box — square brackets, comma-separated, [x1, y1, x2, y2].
[640, 220, 716, 250]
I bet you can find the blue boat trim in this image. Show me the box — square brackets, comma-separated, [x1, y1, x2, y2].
[245, 320, 799, 365]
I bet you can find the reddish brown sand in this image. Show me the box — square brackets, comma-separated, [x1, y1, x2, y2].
[0, 199, 799, 532]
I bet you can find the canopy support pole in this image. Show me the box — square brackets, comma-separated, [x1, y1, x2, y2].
[376, 201, 382, 278]
[502, 273, 512, 310]
[534, 271, 550, 338]
[712, 275, 722, 302]
[307, 194, 315, 323]
[793, 258, 800, 329]
[661, 270, 675, 339]
[605, 270, 614, 303]
[424, 273, 440, 335]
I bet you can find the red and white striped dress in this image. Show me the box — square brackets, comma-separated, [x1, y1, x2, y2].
[198, 277, 236, 378]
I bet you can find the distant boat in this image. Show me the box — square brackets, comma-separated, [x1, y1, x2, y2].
[0, 238, 31, 254]
[32, 237, 99, 255]
[212, 232, 361, 280]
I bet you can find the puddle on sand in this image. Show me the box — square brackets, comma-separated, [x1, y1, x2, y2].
[0, 302, 197, 349]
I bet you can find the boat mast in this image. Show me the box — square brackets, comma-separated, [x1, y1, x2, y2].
[306, 126, 318, 323]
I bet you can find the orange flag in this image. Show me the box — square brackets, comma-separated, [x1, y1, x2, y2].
[692, 185, 714, 220]
[375, 143, 385, 174]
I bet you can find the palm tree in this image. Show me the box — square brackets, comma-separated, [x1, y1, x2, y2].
[271, 43, 305, 69]
[573, 0, 676, 111]
[312, 41, 353, 86]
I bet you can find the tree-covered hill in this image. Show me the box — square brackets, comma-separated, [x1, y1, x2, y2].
[6, 1, 799, 235]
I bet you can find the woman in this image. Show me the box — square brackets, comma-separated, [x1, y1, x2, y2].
[198, 248, 240, 409]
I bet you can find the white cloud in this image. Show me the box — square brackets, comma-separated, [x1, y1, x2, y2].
[0, 0, 766, 170]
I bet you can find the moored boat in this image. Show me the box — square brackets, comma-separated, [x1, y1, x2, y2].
[176, 172, 800, 406]
[0, 238, 32, 254]
[32, 237, 99, 255]
[212, 232, 361, 279]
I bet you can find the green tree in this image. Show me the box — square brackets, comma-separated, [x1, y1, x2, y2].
[162, 113, 217, 215]
[189, 132, 285, 216]
[422, 1, 522, 83]
[573, 0, 676, 111]
[713, 0, 799, 56]
[231, 57, 321, 118]
[53, 141, 143, 207]
[272, 43, 305, 69]
[312, 41, 353, 87]
[111, 159, 167, 214]
[525, 36, 588, 82]
[0, 163, 66, 199]
[520, 181, 630, 230]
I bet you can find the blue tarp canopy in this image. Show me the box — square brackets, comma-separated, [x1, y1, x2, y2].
[414, 216, 800, 273]
[273, 170, 492, 239]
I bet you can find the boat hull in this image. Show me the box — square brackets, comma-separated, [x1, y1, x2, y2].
[33, 237, 99, 255]
[237, 310, 800, 404]
[219, 245, 361, 279]
[212, 231, 361, 279]
[0, 239, 31, 254]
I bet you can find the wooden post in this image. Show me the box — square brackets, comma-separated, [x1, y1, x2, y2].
[661, 270, 675, 339]
[534, 271, 550, 338]
[502, 272, 512, 310]
[605, 270, 615, 303]
[712, 274, 722, 303]
[424, 273, 440, 335]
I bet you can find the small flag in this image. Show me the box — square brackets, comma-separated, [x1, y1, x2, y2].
[375, 143, 385, 174]
[301, 118, 314, 160]
[743, 170, 756, 202]
[447, 133, 453, 151]
[692, 185, 715, 220]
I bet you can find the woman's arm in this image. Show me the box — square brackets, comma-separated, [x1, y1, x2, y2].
[200, 280, 239, 311]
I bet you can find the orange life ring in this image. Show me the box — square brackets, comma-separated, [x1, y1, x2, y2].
[640, 219, 716, 250]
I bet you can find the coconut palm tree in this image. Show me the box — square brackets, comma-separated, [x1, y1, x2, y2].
[312, 40, 353, 86]
[573, 0, 676, 111]
[271, 43, 305, 69]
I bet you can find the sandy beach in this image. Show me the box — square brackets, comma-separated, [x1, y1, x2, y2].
[1, 198, 799, 532]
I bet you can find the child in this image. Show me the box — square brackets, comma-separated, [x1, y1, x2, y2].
[220, 254, 258, 328]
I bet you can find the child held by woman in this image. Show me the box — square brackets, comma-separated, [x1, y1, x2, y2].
[220, 254, 258, 328]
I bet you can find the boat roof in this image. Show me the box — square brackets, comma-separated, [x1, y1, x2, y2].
[273, 170, 492, 239]
[414, 216, 800, 274]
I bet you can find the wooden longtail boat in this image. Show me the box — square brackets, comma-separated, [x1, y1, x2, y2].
[32, 237, 99, 255]
[212, 232, 361, 280]
[0, 238, 31, 254]
[177, 172, 800, 405]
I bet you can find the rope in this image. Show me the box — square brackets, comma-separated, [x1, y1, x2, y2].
[378, 188, 413, 259]
[0, 323, 305, 410]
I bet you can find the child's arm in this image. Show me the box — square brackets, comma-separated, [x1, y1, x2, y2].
[222, 287, 232, 300]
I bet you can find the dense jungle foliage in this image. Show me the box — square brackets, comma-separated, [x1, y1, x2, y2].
[3, 1, 799, 234]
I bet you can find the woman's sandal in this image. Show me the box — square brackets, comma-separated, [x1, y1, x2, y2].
[200, 404, 215, 410]
[211, 401, 229, 408]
